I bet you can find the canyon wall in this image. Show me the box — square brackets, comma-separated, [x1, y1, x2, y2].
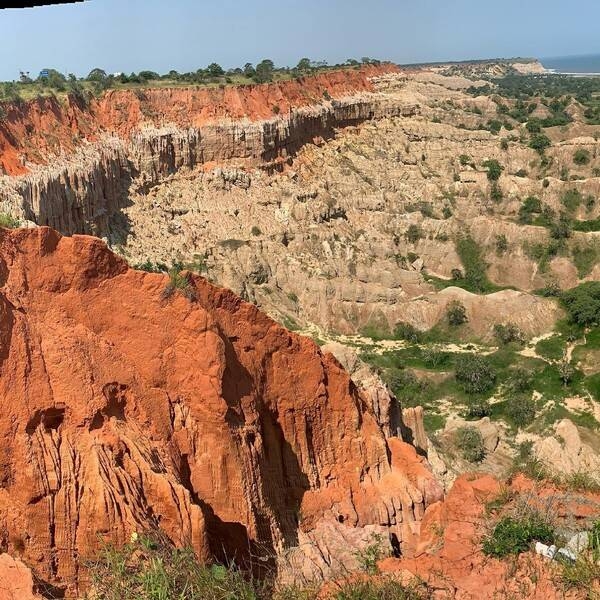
[0, 66, 413, 235]
[0, 227, 441, 595]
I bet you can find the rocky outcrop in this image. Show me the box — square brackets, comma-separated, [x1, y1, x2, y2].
[0, 227, 441, 595]
[379, 474, 600, 599]
[0, 554, 42, 600]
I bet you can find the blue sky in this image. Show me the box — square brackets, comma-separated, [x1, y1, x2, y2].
[0, 0, 598, 80]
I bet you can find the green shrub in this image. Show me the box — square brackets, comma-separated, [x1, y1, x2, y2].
[353, 533, 388, 575]
[486, 120, 502, 135]
[573, 148, 591, 165]
[161, 266, 197, 302]
[455, 236, 493, 293]
[518, 196, 542, 223]
[562, 282, 600, 326]
[525, 118, 542, 133]
[572, 217, 600, 232]
[251, 225, 262, 236]
[572, 242, 599, 278]
[495, 234, 508, 255]
[422, 348, 451, 368]
[482, 159, 503, 181]
[529, 133, 551, 153]
[505, 367, 533, 394]
[136, 260, 168, 273]
[465, 397, 492, 419]
[459, 154, 471, 166]
[493, 323, 525, 346]
[387, 369, 431, 406]
[393, 321, 422, 343]
[561, 188, 583, 212]
[0, 213, 20, 228]
[490, 182, 503, 202]
[455, 426, 486, 462]
[447, 300, 468, 326]
[455, 354, 497, 394]
[549, 214, 572, 240]
[406, 224, 423, 243]
[483, 515, 555, 557]
[505, 395, 536, 427]
[559, 551, 600, 592]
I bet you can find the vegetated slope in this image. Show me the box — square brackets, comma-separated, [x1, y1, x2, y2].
[0, 226, 441, 595]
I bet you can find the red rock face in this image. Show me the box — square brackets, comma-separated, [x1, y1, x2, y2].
[0, 554, 42, 600]
[0, 227, 439, 595]
[380, 474, 600, 599]
[0, 65, 399, 175]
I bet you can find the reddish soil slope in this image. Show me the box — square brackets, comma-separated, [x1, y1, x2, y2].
[0, 65, 398, 175]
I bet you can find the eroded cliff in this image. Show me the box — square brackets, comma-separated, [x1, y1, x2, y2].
[0, 226, 440, 595]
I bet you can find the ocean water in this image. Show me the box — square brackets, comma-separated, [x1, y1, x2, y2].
[541, 54, 600, 75]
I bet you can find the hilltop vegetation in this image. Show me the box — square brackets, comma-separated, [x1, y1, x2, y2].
[0, 56, 384, 103]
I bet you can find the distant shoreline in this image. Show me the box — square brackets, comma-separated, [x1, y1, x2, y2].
[544, 68, 600, 77]
[541, 54, 600, 77]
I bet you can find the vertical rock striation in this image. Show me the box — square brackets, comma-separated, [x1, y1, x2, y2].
[0, 227, 441, 595]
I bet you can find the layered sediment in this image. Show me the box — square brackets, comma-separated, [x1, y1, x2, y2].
[0, 66, 412, 235]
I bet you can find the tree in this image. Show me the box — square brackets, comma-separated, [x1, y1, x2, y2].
[296, 57, 311, 72]
[138, 70, 160, 81]
[87, 68, 107, 82]
[493, 323, 525, 345]
[455, 354, 497, 394]
[243, 63, 255, 78]
[207, 63, 224, 77]
[529, 133, 551, 153]
[482, 159, 503, 181]
[561, 281, 600, 326]
[549, 214, 572, 240]
[447, 300, 468, 326]
[254, 59, 275, 83]
[526, 118, 542, 133]
[39, 68, 67, 90]
[558, 352, 575, 386]
[406, 224, 423, 243]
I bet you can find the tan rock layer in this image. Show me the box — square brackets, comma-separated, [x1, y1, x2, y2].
[0, 87, 415, 236]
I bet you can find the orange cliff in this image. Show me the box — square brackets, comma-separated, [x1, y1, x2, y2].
[0, 64, 400, 176]
[0, 226, 440, 596]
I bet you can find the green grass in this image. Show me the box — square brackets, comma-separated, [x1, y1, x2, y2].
[572, 218, 600, 232]
[333, 578, 430, 600]
[572, 242, 599, 278]
[0, 213, 20, 228]
[585, 372, 600, 400]
[535, 335, 565, 361]
[87, 532, 264, 600]
[450, 236, 501, 293]
[482, 514, 555, 558]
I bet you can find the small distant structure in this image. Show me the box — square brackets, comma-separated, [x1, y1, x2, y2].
[39, 69, 49, 79]
[113, 72, 123, 78]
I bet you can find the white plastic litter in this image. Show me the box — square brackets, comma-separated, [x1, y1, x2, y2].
[534, 542, 557, 559]
[556, 547, 577, 562]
